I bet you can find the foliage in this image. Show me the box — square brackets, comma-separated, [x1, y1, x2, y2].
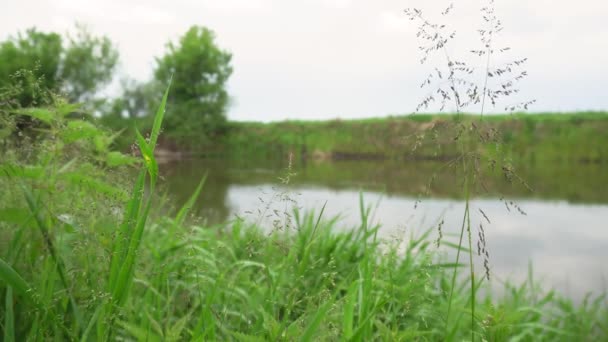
[154, 26, 233, 142]
[107, 78, 163, 120]
[0, 24, 118, 107]
[1, 79, 607, 340]
[60, 24, 119, 103]
[0, 2, 606, 340]
[197, 112, 608, 164]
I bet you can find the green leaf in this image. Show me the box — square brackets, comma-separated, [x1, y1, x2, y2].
[0, 258, 37, 305]
[106, 151, 137, 167]
[0, 208, 31, 225]
[80, 306, 101, 342]
[62, 120, 101, 143]
[299, 299, 333, 342]
[135, 128, 158, 185]
[112, 200, 152, 306]
[22, 185, 83, 331]
[149, 80, 171, 151]
[342, 280, 359, 340]
[108, 170, 146, 297]
[58, 158, 78, 173]
[4, 287, 15, 342]
[175, 173, 206, 226]
[56, 102, 82, 117]
[230, 331, 266, 342]
[118, 321, 162, 342]
[166, 313, 191, 342]
[0, 164, 44, 179]
[261, 309, 281, 340]
[13, 107, 56, 123]
[59, 172, 129, 201]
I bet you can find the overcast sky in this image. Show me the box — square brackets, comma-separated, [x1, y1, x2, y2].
[1, 0, 607, 121]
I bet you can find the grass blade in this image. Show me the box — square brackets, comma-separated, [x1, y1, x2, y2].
[4, 286, 15, 342]
[108, 170, 146, 290]
[175, 173, 207, 226]
[342, 280, 358, 340]
[0, 258, 36, 305]
[80, 306, 102, 342]
[136, 128, 158, 186]
[149, 80, 172, 151]
[22, 185, 83, 331]
[112, 200, 152, 306]
[118, 321, 162, 342]
[299, 299, 332, 342]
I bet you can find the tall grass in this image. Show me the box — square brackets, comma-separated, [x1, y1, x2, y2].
[404, 1, 543, 339]
[1, 81, 607, 340]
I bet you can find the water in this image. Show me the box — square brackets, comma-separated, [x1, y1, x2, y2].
[160, 158, 608, 300]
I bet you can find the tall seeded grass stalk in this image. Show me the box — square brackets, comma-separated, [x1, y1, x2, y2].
[405, 0, 536, 339]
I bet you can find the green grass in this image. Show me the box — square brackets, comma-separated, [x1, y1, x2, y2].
[220, 111, 608, 162]
[2, 92, 607, 340]
[1, 198, 607, 340]
[103, 111, 608, 165]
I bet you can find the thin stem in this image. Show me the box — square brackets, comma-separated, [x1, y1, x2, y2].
[445, 150, 469, 333]
[480, 7, 495, 119]
[466, 185, 475, 341]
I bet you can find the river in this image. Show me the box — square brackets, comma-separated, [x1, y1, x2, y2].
[160, 158, 608, 301]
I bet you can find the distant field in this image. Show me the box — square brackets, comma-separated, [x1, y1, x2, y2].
[218, 112, 608, 163]
[104, 111, 608, 163]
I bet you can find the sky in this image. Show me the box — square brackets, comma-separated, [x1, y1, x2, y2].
[1, 0, 607, 121]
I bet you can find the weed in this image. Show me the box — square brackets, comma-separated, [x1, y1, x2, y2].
[404, 0, 541, 339]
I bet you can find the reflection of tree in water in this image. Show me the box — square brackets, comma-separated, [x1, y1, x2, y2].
[158, 157, 608, 225]
[159, 160, 232, 225]
[159, 158, 290, 225]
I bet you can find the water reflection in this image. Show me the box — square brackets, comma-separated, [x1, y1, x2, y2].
[159, 159, 608, 300]
[229, 185, 608, 301]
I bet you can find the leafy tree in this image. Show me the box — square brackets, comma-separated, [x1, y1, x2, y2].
[0, 24, 119, 107]
[0, 30, 62, 107]
[60, 24, 119, 103]
[154, 26, 232, 142]
[108, 78, 162, 119]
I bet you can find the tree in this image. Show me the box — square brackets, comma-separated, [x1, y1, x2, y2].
[109, 78, 162, 119]
[61, 24, 119, 103]
[0, 24, 119, 107]
[0, 29, 62, 107]
[154, 26, 233, 142]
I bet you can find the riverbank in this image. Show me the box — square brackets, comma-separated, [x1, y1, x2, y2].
[224, 111, 608, 162]
[109, 112, 608, 163]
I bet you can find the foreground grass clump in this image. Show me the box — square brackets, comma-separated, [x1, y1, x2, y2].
[2, 206, 608, 340]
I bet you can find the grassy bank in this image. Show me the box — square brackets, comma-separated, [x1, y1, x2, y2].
[2, 96, 607, 340]
[105, 112, 608, 163]
[3, 202, 607, 340]
[221, 112, 608, 163]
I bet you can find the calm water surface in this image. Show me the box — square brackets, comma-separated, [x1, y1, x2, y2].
[160, 159, 608, 301]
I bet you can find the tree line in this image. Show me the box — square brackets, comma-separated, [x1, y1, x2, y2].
[0, 24, 232, 143]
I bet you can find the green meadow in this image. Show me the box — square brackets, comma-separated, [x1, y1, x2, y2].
[104, 111, 608, 165]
